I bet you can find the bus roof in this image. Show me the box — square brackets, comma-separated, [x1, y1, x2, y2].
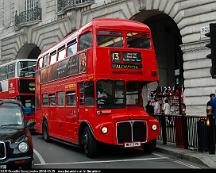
[0, 59, 36, 68]
[38, 18, 150, 58]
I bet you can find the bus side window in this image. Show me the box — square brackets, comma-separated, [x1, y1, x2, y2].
[49, 94, 56, 106]
[38, 57, 43, 69]
[0, 66, 8, 81]
[44, 55, 49, 68]
[42, 94, 49, 106]
[58, 47, 66, 61]
[57, 91, 65, 106]
[67, 39, 77, 56]
[66, 91, 76, 106]
[79, 32, 92, 51]
[85, 82, 94, 106]
[79, 83, 85, 105]
[50, 51, 57, 65]
[8, 63, 15, 79]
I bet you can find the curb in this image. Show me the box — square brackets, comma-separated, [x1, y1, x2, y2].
[156, 146, 209, 168]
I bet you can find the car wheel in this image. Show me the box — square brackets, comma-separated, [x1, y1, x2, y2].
[143, 139, 156, 153]
[81, 127, 98, 158]
[42, 121, 50, 142]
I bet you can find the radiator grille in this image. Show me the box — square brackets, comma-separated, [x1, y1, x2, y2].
[117, 121, 146, 144]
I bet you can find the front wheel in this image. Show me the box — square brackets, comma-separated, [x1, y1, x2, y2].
[42, 121, 50, 142]
[81, 127, 98, 158]
[143, 139, 156, 153]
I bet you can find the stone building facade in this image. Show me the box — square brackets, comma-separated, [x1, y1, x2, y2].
[0, 0, 215, 116]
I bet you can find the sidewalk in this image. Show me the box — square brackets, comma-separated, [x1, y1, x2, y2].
[156, 141, 216, 168]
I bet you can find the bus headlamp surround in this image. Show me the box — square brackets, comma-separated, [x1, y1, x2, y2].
[101, 126, 108, 134]
[18, 142, 29, 153]
[152, 124, 157, 131]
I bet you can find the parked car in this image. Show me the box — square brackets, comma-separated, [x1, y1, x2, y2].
[0, 99, 35, 169]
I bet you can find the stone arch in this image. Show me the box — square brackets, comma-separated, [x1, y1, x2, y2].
[16, 43, 41, 60]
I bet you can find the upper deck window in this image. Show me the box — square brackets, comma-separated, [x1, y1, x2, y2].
[0, 66, 7, 81]
[79, 32, 92, 51]
[8, 63, 15, 79]
[50, 51, 57, 65]
[44, 55, 49, 67]
[126, 32, 150, 49]
[58, 47, 66, 61]
[97, 31, 123, 48]
[18, 61, 36, 78]
[38, 57, 43, 69]
[67, 40, 77, 56]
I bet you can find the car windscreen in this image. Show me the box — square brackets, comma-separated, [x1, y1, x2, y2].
[0, 103, 24, 127]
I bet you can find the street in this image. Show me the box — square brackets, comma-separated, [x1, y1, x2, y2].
[32, 135, 203, 169]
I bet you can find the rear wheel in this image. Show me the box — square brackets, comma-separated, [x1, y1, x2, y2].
[81, 127, 98, 158]
[143, 139, 156, 153]
[42, 121, 50, 142]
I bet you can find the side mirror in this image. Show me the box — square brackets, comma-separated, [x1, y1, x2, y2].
[26, 120, 36, 128]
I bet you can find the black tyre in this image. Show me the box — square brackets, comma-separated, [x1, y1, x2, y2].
[42, 121, 50, 142]
[143, 139, 156, 153]
[81, 127, 98, 158]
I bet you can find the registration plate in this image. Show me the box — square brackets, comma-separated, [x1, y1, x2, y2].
[124, 142, 141, 148]
[0, 165, 7, 169]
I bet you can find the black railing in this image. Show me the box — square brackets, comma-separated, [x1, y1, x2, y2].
[15, 7, 42, 30]
[57, 0, 94, 13]
[154, 114, 214, 152]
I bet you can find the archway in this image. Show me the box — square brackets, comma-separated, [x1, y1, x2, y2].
[132, 11, 184, 114]
[16, 43, 41, 60]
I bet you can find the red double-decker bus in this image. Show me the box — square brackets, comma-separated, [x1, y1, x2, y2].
[35, 18, 160, 157]
[0, 59, 36, 124]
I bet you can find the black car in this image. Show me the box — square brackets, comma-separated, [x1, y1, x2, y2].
[0, 99, 35, 169]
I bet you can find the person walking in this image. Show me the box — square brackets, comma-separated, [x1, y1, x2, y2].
[145, 101, 154, 115]
[163, 99, 172, 126]
[153, 98, 160, 115]
[207, 93, 215, 115]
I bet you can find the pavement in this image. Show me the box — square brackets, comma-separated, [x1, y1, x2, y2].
[156, 140, 216, 168]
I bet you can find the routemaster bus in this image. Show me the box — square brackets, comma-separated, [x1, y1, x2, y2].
[0, 59, 36, 125]
[35, 18, 160, 157]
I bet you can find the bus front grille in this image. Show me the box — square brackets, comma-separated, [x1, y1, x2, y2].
[0, 141, 6, 160]
[116, 121, 147, 144]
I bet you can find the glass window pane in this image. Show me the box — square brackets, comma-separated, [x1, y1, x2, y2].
[18, 60, 36, 78]
[49, 94, 56, 106]
[50, 53, 57, 65]
[66, 92, 76, 106]
[85, 82, 94, 106]
[38, 58, 43, 69]
[44, 55, 49, 67]
[8, 63, 15, 79]
[42, 94, 49, 105]
[79, 32, 92, 51]
[68, 43, 77, 56]
[58, 49, 66, 61]
[57, 92, 65, 106]
[126, 32, 150, 49]
[97, 31, 123, 47]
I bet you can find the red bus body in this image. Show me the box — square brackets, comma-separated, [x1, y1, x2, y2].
[0, 59, 36, 124]
[35, 18, 160, 157]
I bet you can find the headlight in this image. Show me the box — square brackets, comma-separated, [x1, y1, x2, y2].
[18, 142, 29, 153]
[152, 124, 157, 131]
[101, 126, 108, 134]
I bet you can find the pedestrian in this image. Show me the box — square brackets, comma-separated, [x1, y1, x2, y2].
[163, 99, 172, 126]
[153, 97, 160, 115]
[208, 94, 216, 154]
[145, 100, 154, 115]
[207, 93, 215, 115]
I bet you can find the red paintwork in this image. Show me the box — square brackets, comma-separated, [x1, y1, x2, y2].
[0, 78, 35, 123]
[35, 18, 160, 147]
